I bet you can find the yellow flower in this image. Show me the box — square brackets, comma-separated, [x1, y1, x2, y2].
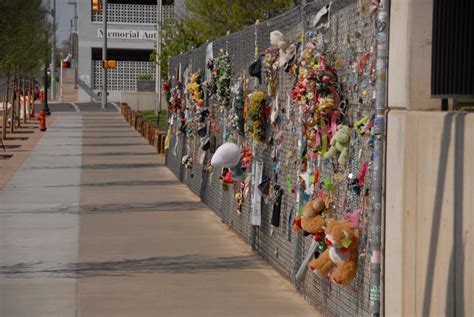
[318, 97, 335, 112]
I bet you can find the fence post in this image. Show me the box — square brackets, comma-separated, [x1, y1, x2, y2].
[27, 86, 31, 122]
[1, 96, 6, 140]
[370, 0, 390, 316]
[9, 94, 14, 133]
[23, 79, 27, 124]
[15, 86, 21, 129]
[30, 81, 35, 119]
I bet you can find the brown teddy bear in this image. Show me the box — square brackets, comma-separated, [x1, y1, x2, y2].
[309, 219, 359, 286]
[293, 197, 329, 239]
[301, 198, 326, 238]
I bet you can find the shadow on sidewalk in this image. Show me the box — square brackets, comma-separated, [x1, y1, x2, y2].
[0, 201, 206, 215]
[0, 254, 265, 278]
[22, 162, 164, 170]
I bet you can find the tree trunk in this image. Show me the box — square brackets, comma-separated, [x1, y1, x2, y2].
[2, 73, 9, 140]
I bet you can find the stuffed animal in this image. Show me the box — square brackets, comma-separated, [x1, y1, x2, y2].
[301, 198, 326, 236]
[293, 197, 331, 240]
[324, 125, 351, 165]
[181, 155, 193, 169]
[309, 219, 359, 286]
[269, 30, 289, 68]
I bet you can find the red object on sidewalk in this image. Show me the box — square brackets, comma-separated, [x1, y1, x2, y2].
[37, 110, 47, 131]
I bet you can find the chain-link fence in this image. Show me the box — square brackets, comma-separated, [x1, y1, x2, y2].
[167, 1, 379, 315]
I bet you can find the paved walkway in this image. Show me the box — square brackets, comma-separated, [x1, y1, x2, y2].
[0, 112, 316, 317]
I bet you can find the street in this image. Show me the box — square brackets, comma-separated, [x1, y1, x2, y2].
[0, 111, 316, 317]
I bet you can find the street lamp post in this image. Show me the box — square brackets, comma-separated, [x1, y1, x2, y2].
[101, 0, 108, 111]
[39, 4, 55, 115]
[50, 0, 56, 101]
[43, 60, 51, 116]
[68, 0, 78, 89]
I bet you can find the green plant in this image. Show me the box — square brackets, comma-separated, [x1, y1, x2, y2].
[137, 74, 152, 81]
[140, 110, 168, 130]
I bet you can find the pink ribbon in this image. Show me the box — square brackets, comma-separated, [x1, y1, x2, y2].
[317, 189, 324, 198]
[315, 130, 321, 147]
[330, 111, 339, 135]
[351, 209, 362, 228]
[358, 162, 369, 186]
[329, 86, 340, 110]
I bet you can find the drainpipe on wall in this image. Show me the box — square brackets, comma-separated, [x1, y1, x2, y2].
[370, 0, 390, 316]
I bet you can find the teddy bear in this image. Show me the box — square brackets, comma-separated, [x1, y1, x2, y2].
[324, 124, 351, 165]
[293, 197, 331, 242]
[308, 219, 359, 286]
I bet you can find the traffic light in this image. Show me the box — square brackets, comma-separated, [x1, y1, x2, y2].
[102, 60, 117, 69]
[107, 60, 116, 69]
[92, 0, 101, 13]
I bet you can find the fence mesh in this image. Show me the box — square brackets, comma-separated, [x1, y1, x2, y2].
[166, 1, 379, 316]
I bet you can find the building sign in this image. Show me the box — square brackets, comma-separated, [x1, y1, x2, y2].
[97, 29, 156, 40]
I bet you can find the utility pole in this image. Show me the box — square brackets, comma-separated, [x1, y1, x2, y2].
[50, 0, 56, 101]
[155, 0, 163, 119]
[59, 57, 64, 102]
[43, 59, 51, 115]
[68, 0, 78, 89]
[43, 27, 51, 115]
[101, 0, 108, 111]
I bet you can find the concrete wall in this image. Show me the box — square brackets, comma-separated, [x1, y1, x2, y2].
[385, 0, 473, 316]
[121, 92, 155, 111]
[388, 0, 439, 111]
[121, 92, 169, 112]
[77, 2, 156, 102]
[385, 111, 473, 316]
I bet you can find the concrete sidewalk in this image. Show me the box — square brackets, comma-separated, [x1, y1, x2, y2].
[0, 112, 317, 317]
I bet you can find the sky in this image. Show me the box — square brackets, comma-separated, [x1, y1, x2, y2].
[45, 0, 74, 47]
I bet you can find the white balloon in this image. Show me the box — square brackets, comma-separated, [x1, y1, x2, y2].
[211, 143, 241, 167]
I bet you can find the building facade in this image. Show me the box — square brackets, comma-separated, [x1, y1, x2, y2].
[77, 0, 174, 102]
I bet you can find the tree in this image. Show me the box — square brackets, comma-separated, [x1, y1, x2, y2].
[185, 0, 293, 42]
[152, 20, 202, 77]
[0, 0, 51, 82]
[156, 0, 295, 77]
[0, 0, 51, 138]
